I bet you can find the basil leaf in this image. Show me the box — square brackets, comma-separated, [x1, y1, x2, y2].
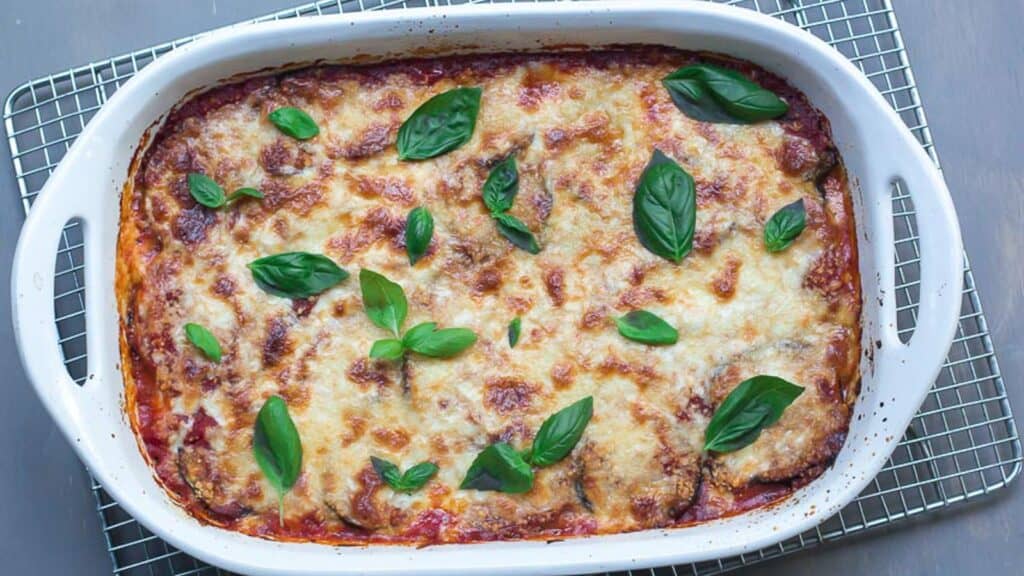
[248, 252, 348, 299]
[403, 321, 438, 344]
[615, 310, 679, 346]
[359, 269, 408, 336]
[403, 323, 477, 358]
[704, 375, 804, 453]
[184, 323, 222, 363]
[187, 173, 226, 208]
[460, 442, 534, 493]
[494, 213, 540, 254]
[370, 456, 403, 487]
[253, 395, 302, 524]
[478, 156, 540, 254]
[398, 462, 439, 493]
[405, 206, 434, 266]
[482, 156, 519, 214]
[397, 87, 482, 160]
[227, 187, 264, 202]
[662, 76, 738, 124]
[632, 150, 696, 263]
[372, 457, 438, 493]
[508, 317, 522, 348]
[525, 397, 593, 468]
[369, 338, 406, 360]
[662, 64, 788, 124]
[764, 198, 806, 253]
[187, 174, 260, 208]
[268, 107, 319, 140]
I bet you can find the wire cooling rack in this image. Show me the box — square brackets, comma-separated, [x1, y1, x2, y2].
[4, 0, 1021, 574]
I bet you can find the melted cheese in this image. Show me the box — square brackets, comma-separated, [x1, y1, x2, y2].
[118, 47, 860, 543]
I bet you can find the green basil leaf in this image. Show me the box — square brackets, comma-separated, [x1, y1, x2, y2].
[397, 87, 482, 160]
[227, 187, 264, 202]
[402, 321, 438, 344]
[525, 397, 593, 468]
[268, 107, 320, 140]
[482, 156, 519, 214]
[370, 456, 403, 487]
[494, 213, 540, 254]
[359, 269, 408, 336]
[403, 323, 477, 358]
[372, 457, 438, 493]
[699, 66, 789, 122]
[662, 64, 788, 124]
[398, 462, 439, 493]
[369, 338, 406, 360]
[248, 252, 349, 299]
[615, 310, 679, 346]
[253, 395, 302, 524]
[460, 442, 534, 493]
[187, 173, 226, 208]
[704, 375, 804, 453]
[184, 323, 222, 363]
[508, 317, 522, 348]
[405, 206, 434, 266]
[632, 149, 696, 263]
[662, 76, 738, 124]
[764, 198, 806, 253]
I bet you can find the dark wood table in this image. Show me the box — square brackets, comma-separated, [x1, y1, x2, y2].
[0, 1, 1019, 574]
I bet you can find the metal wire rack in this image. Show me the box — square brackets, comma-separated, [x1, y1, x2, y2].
[4, 0, 1020, 574]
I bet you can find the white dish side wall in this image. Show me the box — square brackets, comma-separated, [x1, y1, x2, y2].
[11, 2, 962, 575]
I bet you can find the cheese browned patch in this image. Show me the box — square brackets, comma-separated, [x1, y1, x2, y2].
[118, 47, 860, 545]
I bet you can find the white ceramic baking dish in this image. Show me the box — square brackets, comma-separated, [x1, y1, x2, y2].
[11, 2, 963, 574]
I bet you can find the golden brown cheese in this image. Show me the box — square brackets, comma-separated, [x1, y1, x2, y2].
[118, 47, 861, 544]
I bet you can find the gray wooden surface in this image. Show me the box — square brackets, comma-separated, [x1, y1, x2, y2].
[0, 1, 1019, 574]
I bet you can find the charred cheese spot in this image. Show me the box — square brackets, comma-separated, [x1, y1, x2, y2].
[484, 377, 540, 414]
[543, 268, 566, 307]
[346, 358, 392, 391]
[372, 427, 411, 450]
[543, 110, 615, 151]
[328, 123, 396, 160]
[579, 307, 609, 331]
[472, 267, 503, 294]
[262, 317, 292, 368]
[776, 135, 820, 178]
[291, 297, 318, 318]
[618, 286, 668, 308]
[348, 174, 414, 205]
[327, 206, 405, 263]
[597, 355, 663, 388]
[373, 92, 404, 111]
[341, 414, 368, 446]
[212, 274, 236, 297]
[551, 361, 576, 389]
[120, 47, 860, 545]
[710, 256, 742, 300]
[259, 176, 325, 215]
[259, 139, 313, 176]
[173, 205, 216, 246]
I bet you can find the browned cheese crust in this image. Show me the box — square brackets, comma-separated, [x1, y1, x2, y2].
[117, 47, 861, 544]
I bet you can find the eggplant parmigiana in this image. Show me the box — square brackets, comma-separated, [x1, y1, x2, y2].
[118, 46, 860, 544]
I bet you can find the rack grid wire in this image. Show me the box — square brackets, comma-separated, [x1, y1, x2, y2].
[4, 0, 1020, 575]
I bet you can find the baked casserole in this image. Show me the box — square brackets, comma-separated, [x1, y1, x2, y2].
[117, 46, 860, 544]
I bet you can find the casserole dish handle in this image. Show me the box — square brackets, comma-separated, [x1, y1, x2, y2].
[877, 136, 963, 375]
[11, 173, 96, 441]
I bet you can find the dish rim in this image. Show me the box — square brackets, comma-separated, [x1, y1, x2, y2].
[10, 2, 963, 574]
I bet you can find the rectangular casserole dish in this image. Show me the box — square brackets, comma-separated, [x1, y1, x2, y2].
[10, 2, 963, 574]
